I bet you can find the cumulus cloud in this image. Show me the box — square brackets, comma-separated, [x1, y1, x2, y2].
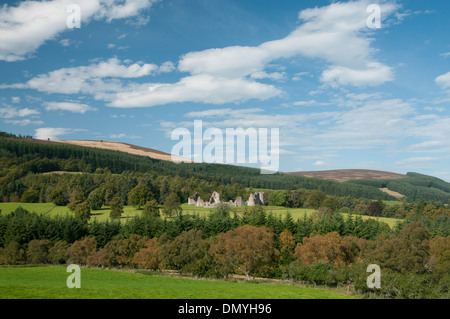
[0, 0, 158, 61]
[106, 0, 397, 107]
[44, 102, 97, 114]
[436, 72, 450, 89]
[1, 0, 399, 108]
[0, 106, 40, 119]
[177, 0, 396, 84]
[109, 75, 282, 108]
[34, 127, 72, 140]
[10, 58, 158, 96]
[320, 62, 393, 87]
[4, 119, 44, 126]
[109, 133, 141, 139]
[11, 97, 21, 104]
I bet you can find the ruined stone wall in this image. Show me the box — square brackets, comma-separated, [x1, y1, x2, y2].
[188, 191, 265, 208]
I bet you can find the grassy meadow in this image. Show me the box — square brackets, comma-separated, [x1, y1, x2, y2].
[0, 202, 403, 228]
[0, 266, 356, 299]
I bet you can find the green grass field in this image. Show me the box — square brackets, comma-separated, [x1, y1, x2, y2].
[0, 266, 356, 299]
[0, 202, 402, 228]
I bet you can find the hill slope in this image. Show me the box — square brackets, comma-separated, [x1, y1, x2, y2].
[30, 138, 192, 163]
[1, 135, 449, 202]
[285, 169, 407, 182]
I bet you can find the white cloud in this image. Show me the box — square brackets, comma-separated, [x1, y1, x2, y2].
[59, 39, 71, 47]
[178, 0, 397, 83]
[293, 100, 331, 107]
[96, 0, 158, 22]
[11, 97, 21, 104]
[107, 0, 398, 107]
[109, 133, 141, 139]
[45, 102, 97, 114]
[250, 71, 286, 81]
[108, 75, 282, 108]
[4, 119, 43, 126]
[0, 0, 158, 61]
[158, 61, 176, 73]
[394, 157, 438, 168]
[309, 99, 415, 149]
[292, 72, 309, 81]
[0, 106, 40, 119]
[34, 127, 72, 140]
[436, 72, 450, 89]
[109, 133, 127, 138]
[1, 0, 399, 109]
[320, 62, 393, 87]
[313, 160, 326, 166]
[185, 108, 263, 119]
[17, 58, 158, 96]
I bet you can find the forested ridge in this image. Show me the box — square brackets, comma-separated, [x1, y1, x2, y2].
[0, 134, 433, 201]
[347, 172, 450, 202]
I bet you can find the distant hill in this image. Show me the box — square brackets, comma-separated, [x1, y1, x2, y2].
[285, 169, 407, 182]
[16, 138, 191, 163]
[285, 169, 450, 202]
[51, 139, 192, 163]
[1, 134, 449, 202]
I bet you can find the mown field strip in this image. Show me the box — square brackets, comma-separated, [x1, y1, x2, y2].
[0, 266, 356, 299]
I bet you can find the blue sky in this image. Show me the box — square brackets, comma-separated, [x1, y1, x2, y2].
[1, 0, 450, 180]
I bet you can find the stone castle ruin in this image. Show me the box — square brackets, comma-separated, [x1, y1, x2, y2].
[188, 191, 265, 208]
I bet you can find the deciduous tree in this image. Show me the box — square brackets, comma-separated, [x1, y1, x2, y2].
[109, 195, 124, 219]
[26, 239, 52, 264]
[294, 232, 345, 267]
[162, 192, 182, 217]
[128, 184, 153, 209]
[209, 225, 278, 280]
[133, 237, 161, 270]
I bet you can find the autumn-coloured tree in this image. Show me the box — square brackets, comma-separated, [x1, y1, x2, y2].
[48, 240, 70, 264]
[370, 222, 431, 274]
[209, 225, 278, 280]
[133, 237, 161, 270]
[115, 234, 147, 267]
[368, 201, 383, 217]
[341, 236, 368, 264]
[428, 235, 450, 273]
[432, 208, 450, 219]
[279, 229, 296, 265]
[293, 232, 345, 267]
[67, 237, 97, 265]
[88, 243, 116, 267]
[89, 235, 147, 268]
[160, 229, 208, 270]
[0, 241, 25, 265]
[26, 239, 52, 264]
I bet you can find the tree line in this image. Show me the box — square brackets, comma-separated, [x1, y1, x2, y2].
[0, 206, 448, 299]
[0, 135, 398, 200]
